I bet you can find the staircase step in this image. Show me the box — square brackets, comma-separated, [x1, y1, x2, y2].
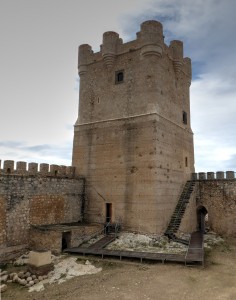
[165, 180, 195, 238]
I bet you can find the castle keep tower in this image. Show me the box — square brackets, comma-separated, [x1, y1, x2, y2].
[72, 20, 194, 234]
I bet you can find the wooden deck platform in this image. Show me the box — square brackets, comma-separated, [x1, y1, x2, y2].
[65, 231, 204, 266]
[65, 247, 186, 263]
[185, 231, 204, 266]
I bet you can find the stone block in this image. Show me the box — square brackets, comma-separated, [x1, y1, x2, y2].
[216, 171, 224, 179]
[207, 172, 215, 179]
[28, 162, 38, 175]
[199, 172, 206, 180]
[191, 173, 198, 180]
[28, 250, 51, 267]
[226, 171, 235, 179]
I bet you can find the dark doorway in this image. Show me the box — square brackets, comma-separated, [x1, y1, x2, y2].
[197, 206, 208, 233]
[62, 231, 71, 251]
[106, 203, 112, 223]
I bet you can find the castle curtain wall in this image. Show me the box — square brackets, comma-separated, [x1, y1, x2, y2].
[0, 164, 84, 258]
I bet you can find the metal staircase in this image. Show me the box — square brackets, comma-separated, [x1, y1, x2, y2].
[104, 222, 121, 235]
[165, 180, 195, 245]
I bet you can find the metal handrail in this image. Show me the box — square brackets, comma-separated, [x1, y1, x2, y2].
[75, 223, 111, 246]
[75, 220, 121, 247]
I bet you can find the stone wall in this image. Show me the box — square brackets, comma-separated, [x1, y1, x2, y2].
[73, 113, 194, 234]
[76, 21, 192, 126]
[197, 179, 236, 236]
[30, 195, 65, 225]
[0, 160, 85, 257]
[179, 183, 198, 234]
[29, 224, 103, 254]
[30, 229, 61, 254]
[73, 20, 194, 235]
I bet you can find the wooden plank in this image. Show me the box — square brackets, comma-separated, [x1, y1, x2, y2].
[65, 247, 187, 263]
[65, 232, 204, 265]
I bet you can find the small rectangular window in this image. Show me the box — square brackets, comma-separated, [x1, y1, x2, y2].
[185, 157, 188, 167]
[183, 111, 187, 124]
[115, 70, 124, 84]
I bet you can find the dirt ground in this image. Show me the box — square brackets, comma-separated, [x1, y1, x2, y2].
[2, 238, 236, 300]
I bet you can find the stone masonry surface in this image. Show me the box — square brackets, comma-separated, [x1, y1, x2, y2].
[197, 179, 236, 236]
[1, 20, 236, 263]
[0, 160, 85, 260]
[72, 20, 194, 234]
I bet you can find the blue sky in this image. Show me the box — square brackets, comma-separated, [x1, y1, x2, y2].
[0, 0, 236, 172]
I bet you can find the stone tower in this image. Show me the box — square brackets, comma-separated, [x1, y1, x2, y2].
[72, 20, 194, 234]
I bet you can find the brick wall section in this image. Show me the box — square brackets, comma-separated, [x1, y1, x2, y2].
[29, 229, 61, 254]
[0, 175, 84, 248]
[30, 195, 65, 225]
[198, 180, 236, 236]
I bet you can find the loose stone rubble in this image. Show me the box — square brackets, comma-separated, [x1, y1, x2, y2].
[0, 284, 7, 293]
[204, 232, 224, 249]
[106, 232, 225, 254]
[1, 269, 48, 288]
[0, 255, 102, 293]
[106, 233, 188, 253]
[48, 257, 102, 285]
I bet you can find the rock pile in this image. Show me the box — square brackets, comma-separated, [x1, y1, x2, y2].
[106, 233, 188, 253]
[204, 232, 224, 249]
[0, 269, 48, 292]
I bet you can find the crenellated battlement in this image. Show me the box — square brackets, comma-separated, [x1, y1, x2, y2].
[192, 171, 236, 180]
[0, 159, 76, 178]
[78, 20, 191, 80]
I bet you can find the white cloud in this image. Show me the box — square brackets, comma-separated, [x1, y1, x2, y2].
[0, 141, 72, 165]
[191, 73, 236, 171]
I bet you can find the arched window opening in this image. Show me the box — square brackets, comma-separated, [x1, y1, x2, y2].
[115, 70, 124, 84]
